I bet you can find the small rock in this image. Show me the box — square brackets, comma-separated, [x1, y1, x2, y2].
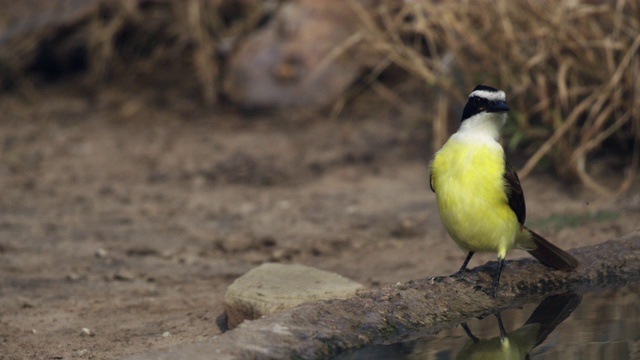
[73, 349, 89, 357]
[95, 248, 108, 258]
[162, 331, 171, 338]
[66, 273, 82, 281]
[224, 263, 364, 329]
[217, 233, 255, 253]
[269, 248, 290, 261]
[390, 218, 420, 238]
[112, 270, 136, 281]
[79, 328, 95, 337]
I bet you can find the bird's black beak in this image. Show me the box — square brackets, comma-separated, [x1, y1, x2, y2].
[488, 100, 509, 113]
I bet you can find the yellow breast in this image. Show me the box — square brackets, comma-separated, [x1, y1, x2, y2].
[431, 135, 519, 257]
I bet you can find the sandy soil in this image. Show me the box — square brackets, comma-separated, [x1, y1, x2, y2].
[0, 92, 638, 359]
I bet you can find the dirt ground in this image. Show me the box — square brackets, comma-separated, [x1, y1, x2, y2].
[0, 89, 639, 359]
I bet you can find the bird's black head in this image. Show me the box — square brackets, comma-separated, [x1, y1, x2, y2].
[461, 84, 509, 122]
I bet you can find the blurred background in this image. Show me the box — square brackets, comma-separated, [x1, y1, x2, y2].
[2, 0, 638, 190]
[0, 0, 639, 358]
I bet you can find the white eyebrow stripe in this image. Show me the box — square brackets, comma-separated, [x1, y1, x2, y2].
[469, 89, 506, 101]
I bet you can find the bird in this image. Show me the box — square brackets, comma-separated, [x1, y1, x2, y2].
[429, 84, 579, 297]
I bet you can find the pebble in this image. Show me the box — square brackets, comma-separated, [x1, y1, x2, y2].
[112, 270, 135, 281]
[79, 328, 95, 337]
[73, 349, 89, 357]
[95, 248, 108, 258]
[66, 273, 82, 281]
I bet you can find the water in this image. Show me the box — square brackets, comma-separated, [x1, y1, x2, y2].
[341, 283, 640, 360]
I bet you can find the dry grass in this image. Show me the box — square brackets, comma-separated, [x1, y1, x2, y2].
[0, 0, 269, 105]
[92, 0, 267, 105]
[350, 0, 640, 196]
[1, 0, 638, 194]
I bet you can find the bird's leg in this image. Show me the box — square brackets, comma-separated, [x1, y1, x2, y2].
[460, 322, 479, 343]
[488, 257, 505, 297]
[494, 312, 507, 339]
[452, 251, 475, 279]
[494, 311, 511, 347]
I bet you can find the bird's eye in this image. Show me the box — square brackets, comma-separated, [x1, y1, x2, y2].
[474, 97, 487, 107]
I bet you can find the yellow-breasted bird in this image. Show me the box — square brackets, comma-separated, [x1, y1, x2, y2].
[429, 84, 578, 297]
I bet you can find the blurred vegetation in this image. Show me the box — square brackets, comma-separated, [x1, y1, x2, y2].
[0, 0, 638, 195]
[0, 0, 270, 103]
[350, 0, 640, 196]
[527, 209, 620, 230]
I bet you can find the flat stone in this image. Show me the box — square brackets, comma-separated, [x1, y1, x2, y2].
[224, 263, 364, 329]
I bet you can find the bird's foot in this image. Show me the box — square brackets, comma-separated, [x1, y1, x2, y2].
[470, 280, 500, 298]
[450, 270, 477, 285]
[460, 322, 479, 343]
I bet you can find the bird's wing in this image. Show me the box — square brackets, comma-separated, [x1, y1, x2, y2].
[504, 160, 526, 224]
[429, 172, 435, 193]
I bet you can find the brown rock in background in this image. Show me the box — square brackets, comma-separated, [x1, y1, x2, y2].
[222, 0, 378, 110]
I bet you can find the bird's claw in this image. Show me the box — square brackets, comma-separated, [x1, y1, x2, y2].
[472, 283, 499, 298]
[451, 271, 477, 285]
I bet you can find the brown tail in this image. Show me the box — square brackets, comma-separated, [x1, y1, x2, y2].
[525, 227, 579, 271]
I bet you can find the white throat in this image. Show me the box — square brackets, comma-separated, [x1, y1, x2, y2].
[456, 112, 506, 142]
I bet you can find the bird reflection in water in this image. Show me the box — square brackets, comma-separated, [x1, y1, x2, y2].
[456, 293, 581, 360]
[340, 293, 582, 360]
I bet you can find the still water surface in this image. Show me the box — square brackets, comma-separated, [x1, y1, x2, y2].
[342, 283, 639, 360]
